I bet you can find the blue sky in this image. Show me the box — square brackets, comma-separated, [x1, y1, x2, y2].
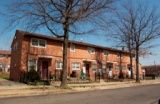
[0, 0, 160, 65]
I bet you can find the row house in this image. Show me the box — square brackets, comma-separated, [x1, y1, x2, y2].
[142, 65, 160, 77]
[10, 30, 143, 81]
[0, 50, 11, 72]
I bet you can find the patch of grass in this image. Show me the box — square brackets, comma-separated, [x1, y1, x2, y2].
[0, 72, 10, 80]
[27, 80, 51, 86]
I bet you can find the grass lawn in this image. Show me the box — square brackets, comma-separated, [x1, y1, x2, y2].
[0, 72, 10, 80]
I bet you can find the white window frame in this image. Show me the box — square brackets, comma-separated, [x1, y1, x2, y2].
[28, 59, 37, 71]
[38, 39, 46, 47]
[31, 38, 47, 48]
[122, 65, 126, 70]
[88, 47, 95, 54]
[56, 61, 63, 70]
[72, 62, 80, 71]
[115, 65, 119, 70]
[0, 63, 2, 68]
[92, 64, 97, 71]
[70, 44, 76, 52]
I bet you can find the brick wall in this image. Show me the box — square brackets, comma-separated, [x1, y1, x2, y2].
[10, 30, 143, 81]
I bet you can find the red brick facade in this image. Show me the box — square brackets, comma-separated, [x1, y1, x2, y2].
[142, 65, 160, 76]
[10, 30, 143, 81]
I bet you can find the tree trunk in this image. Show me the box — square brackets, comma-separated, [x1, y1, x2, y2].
[60, 22, 69, 88]
[129, 52, 133, 79]
[119, 53, 123, 79]
[135, 46, 140, 83]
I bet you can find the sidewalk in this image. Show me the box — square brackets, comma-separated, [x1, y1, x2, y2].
[0, 79, 160, 98]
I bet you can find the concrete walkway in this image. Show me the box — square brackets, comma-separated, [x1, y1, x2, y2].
[0, 79, 160, 98]
[0, 79, 28, 90]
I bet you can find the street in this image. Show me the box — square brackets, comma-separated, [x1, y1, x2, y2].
[0, 84, 160, 104]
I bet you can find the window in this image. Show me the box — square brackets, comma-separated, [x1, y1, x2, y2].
[72, 62, 80, 70]
[70, 44, 75, 52]
[0, 55, 5, 58]
[28, 59, 37, 71]
[115, 65, 119, 70]
[103, 50, 109, 56]
[56, 62, 63, 70]
[32, 39, 39, 46]
[107, 63, 113, 71]
[92, 64, 97, 71]
[115, 65, 126, 70]
[88, 47, 95, 54]
[31, 39, 46, 47]
[39, 40, 46, 47]
[0, 63, 2, 68]
[122, 66, 126, 70]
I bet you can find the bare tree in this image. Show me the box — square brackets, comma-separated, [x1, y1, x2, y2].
[113, 2, 160, 82]
[7, 0, 115, 88]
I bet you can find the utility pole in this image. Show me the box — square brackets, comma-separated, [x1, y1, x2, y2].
[154, 60, 157, 77]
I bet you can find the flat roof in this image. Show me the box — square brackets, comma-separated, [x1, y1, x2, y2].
[0, 50, 11, 55]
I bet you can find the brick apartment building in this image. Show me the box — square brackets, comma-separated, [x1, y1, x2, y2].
[0, 50, 11, 72]
[142, 65, 160, 77]
[10, 30, 143, 81]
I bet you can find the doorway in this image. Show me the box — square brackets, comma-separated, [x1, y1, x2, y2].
[84, 62, 90, 79]
[41, 61, 49, 80]
[38, 58, 51, 80]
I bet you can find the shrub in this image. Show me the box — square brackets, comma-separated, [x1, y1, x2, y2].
[0, 72, 10, 80]
[26, 69, 40, 82]
[20, 69, 40, 83]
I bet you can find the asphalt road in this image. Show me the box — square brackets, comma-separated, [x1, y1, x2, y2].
[0, 84, 160, 104]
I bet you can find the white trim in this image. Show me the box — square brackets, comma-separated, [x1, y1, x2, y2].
[31, 38, 47, 48]
[38, 55, 53, 59]
[82, 59, 96, 62]
[56, 61, 63, 70]
[28, 59, 38, 71]
[72, 62, 80, 71]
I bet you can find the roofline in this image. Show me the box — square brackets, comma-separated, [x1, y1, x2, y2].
[142, 65, 160, 68]
[15, 30, 130, 54]
[0, 50, 11, 55]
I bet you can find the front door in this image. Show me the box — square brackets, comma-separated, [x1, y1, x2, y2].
[85, 63, 90, 79]
[41, 61, 49, 80]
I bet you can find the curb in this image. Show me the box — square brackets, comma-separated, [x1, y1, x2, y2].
[0, 80, 160, 98]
